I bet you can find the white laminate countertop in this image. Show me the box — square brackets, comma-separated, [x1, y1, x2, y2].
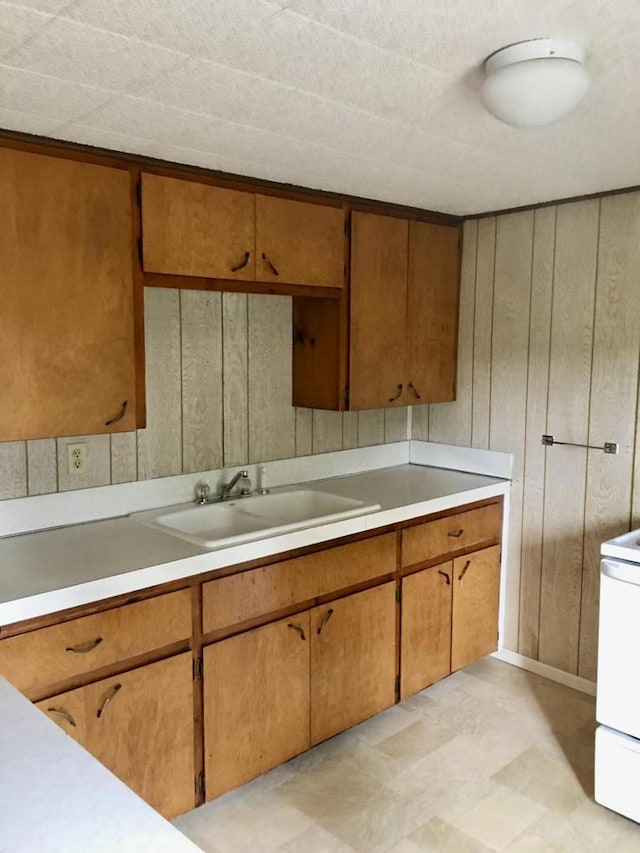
[0, 677, 202, 853]
[0, 464, 509, 626]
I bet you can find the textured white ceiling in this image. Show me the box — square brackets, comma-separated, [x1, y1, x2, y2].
[0, 0, 638, 214]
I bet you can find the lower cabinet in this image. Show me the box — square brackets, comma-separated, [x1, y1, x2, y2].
[203, 613, 311, 800]
[203, 583, 397, 798]
[36, 653, 195, 819]
[310, 582, 396, 744]
[400, 544, 501, 697]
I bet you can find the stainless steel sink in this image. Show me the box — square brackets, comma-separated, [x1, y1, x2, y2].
[131, 489, 381, 549]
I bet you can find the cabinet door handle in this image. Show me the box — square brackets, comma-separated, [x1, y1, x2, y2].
[448, 529, 464, 539]
[65, 637, 103, 654]
[97, 683, 122, 719]
[47, 707, 76, 727]
[408, 382, 422, 400]
[231, 251, 250, 272]
[261, 252, 279, 276]
[287, 623, 306, 641]
[388, 384, 403, 402]
[458, 560, 471, 581]
[316, 608, 334, 635]
[105, 400, 128, 426]
[438, 569, 451, 585]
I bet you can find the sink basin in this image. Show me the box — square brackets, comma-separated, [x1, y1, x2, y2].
[131, 489, 381, 550]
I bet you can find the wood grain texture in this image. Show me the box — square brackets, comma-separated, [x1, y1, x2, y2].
[472, 217, 496, 449]
[202, 534, 397, 633]
[110, 432, 137, 485]
[401, 503, 503, 568]
[0, 589, 192, 694]
[518, 207, 555, 658]
[141, 173, 255, 280]
[310, 583, 396, 745]
[489, 211, 533, 650]
[57, 434, 110, 493]
[248, 295, 295, 462]
[312, 410, 344, 454]
[538, 200, 599, 673]
[411, 405, 429, 441]
[295, 408, 313, 457]
[203, 614, 310, 799]
[256, 195, 344, 287]
[27, 438, 57, 495]
[349, 212, 408, 410]
[384, 407, 408, 443]
[180, 290, 223, 473]
[0, 148, 137, 441]
[407, 221, 460, 402]
[38, 653, 195, 819]
[428, 219, 477, 446]
[357, 409, 385, 447]
[222, 292, 249, 467]
[292, 296, 344, 410]
[579, 193, 640, 680]
[451, 546, 501, 671]
[0, 441, 26, 499]
[137, 287, 182, 479]
[400, 562, 452, 698]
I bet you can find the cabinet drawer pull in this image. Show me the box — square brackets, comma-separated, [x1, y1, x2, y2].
[408, 382, 422, 400]
[231, 251, 250, 272]
[316, 608, 335, 635]
[105, 400, 128, 426]
[388, 384, 403, 402]
[65, 637, 103, 654]
[438, 570, 451, 585]
[458, 560, 471, 581]
[448, 529, 464, 539]
[287, 623, 306, 641]
[47, 707, 76, 727]
[261, 252, 279, 276]
[97, 683, 122, 719]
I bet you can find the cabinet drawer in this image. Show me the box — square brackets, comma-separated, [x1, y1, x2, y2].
[401, 503, 502, 568]
[203, 534, 396, 633]
[0, 589, 192, 694]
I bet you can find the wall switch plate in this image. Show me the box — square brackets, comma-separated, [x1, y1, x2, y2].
[67, 443, 87, 475]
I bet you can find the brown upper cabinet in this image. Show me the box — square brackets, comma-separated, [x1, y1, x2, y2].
[293, 211, 461, 411]
[0, 147, 139, 442]
[141, 174, 345, 289]
[349, 211, 460, 409]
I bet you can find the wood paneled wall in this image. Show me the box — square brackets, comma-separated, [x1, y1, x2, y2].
[414, 194, 640, 680]
[0, 289, 407, 501]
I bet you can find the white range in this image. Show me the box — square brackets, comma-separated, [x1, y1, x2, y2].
[596, 529, 640, 822]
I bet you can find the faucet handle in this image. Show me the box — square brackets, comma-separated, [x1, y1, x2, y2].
[196, 482, 211, 504]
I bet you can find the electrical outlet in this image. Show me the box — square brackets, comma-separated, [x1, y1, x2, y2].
[67, 443, 87, 475]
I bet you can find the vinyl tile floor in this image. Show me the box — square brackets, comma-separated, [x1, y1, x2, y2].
[173, 657, 640, 853]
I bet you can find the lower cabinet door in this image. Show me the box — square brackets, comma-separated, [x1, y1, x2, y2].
[36, 653, 195, 819]
[203, 613, 311, 800]
[400, 562, 452, 699]
[310, 582, 396, 745]
[451, 545, 501, 671]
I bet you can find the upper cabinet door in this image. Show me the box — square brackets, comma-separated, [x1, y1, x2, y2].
[141, 174, 255, 280]
[407, 221, 460, 403]
[0, 148, 137, 441]
[256, 195, 344, 287]
[349, 212, 408, 409]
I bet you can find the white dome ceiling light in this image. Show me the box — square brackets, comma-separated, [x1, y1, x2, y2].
[480, 38, 589, 129]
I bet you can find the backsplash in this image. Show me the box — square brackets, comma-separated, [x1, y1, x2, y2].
[0, 288, 407, 500]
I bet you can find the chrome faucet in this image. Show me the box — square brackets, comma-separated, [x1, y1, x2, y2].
[195, 470, 251, 505]
[220, 469, 251, 500]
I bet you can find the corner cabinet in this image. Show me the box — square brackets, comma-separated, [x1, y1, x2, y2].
[0, 147, 141, 441]
[293, 210, 461, 411]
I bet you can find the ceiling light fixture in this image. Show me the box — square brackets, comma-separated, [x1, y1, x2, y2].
[480, 38, 589, 129]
